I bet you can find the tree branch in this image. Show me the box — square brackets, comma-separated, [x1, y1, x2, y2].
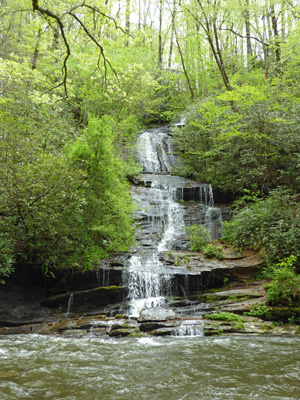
[219, 26, 270, 47]
[68, 11, 119, 87]
[32, 0, 70, 97]
[69, 3, 131, 36]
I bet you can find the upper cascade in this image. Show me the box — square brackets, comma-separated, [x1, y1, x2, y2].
[137, 128, 175, 173]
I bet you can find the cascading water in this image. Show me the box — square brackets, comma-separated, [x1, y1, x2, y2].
[123, 126, 222, 323]
[64, 293, 74, 318]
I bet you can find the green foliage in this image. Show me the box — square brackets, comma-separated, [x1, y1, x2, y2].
[221, 189, 300, 263]
[264, 256, 300, 306]
[204, 312, 246, 323]
[202, 244, 224, 260]
[244, 305, 271, 319]
[186, 224, 224, 259]
[186, 224, 211, 251]
[68, 116, 135, 253]
[0, 127, 87, 276]
[0, 235, 15, 284]
[174, 85, 300, 194]
[0, 106, 135, 279]
[174, 255, 191, 266]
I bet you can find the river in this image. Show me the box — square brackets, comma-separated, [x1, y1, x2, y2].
[0, 334, 300, 399]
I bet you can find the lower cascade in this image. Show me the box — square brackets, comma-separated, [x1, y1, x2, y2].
[122, 125, 223, 335]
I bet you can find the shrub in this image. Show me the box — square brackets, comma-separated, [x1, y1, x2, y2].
[173, 88, 300, 194]
[244, 305, 271, 318]
[264, 256, 300, 306]
[221, 189, 300, 263]
[203, 243, 224, 260]
[186, 224, 211, 251]
[204, 312, 246, 323]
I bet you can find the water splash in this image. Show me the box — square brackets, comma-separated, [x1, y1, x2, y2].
[174, 320, 204, 337]
[123, 253, 171, 318]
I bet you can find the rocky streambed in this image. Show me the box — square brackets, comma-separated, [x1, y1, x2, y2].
[1, 250, 300, 338]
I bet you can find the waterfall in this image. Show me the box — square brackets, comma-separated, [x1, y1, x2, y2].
[123, 253, 172, 318]
[64, 293, 74, 318]
[124, 126, 222, 323]
[138, 130, 173, 173]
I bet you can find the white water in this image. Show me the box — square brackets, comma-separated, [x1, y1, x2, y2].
[124, 253, 171, 317]
[64, 293, 74, 318]
[124, 126, 222, 322]
[137, 130, 173, 172]
[1, 335, 300, 400]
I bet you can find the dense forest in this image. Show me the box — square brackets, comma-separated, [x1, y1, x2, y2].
[0, 0, 299, 285]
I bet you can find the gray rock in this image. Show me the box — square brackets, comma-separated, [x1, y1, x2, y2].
[138, 307, 176, 322]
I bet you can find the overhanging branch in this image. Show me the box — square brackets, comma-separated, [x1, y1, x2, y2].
[68, 11, 119, 87]
[32, 0, 70, 97]
[220, 25, 270, 48]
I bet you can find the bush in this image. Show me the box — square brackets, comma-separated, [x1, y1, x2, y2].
[221, 189, 300, 263]
[243, 305, 271, 318]
[0, 235, 15, 283]
[203, 243, 224, 260]
[186, 224, 211, 251]
[204, 312, 246, 323]
[264, 256, 300, 306]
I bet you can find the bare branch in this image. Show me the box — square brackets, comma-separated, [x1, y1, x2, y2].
[32, 0, 70, 97]
[69, 3, 131, 37]
[219, 25, 270, 47]
[68, 11, 119, 87]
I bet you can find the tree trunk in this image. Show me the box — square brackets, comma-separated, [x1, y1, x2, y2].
[125, 0, 130, 46]
[158, 0, 163, 68]
[32, 29, 42, 70]
[174, 27, 194, 100]
[270, 3, 281, 67]
[168, 0, 176, 69]
[243, 0, 253, 68]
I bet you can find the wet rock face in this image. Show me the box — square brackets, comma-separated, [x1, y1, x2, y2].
[41, 286, 128, 313]
[0, 265, 56, 327]
[48, 265, 124, 295]
[138, 307, 176, 322]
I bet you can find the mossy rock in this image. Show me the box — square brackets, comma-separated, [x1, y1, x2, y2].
[190, 289, 263, 303]
[109, 328, 137, 337]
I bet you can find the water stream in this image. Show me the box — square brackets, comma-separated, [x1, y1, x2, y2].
[0, 335, 299, 400]
[122, 126, 222, 318]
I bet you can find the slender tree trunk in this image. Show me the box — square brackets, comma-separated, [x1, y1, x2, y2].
[282, 0, 286, 38]
[174, 26, 194, 100]
[0, 0, 7, 97]
[260, 11, 269, 61]
[194, 0, 232, 90]
[168, 0, 176, 69]
[125, 0, 130, 46]
[138, 0, 141, 30]
[32, 29, 42, 69]
[243, 0, 253, 68]
[158, 0, 163, 68]
[212, 22, 232, 90]
[270, 3, 281, 67]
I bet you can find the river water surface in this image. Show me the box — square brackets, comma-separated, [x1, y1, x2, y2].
[0, 334, 299, 399]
